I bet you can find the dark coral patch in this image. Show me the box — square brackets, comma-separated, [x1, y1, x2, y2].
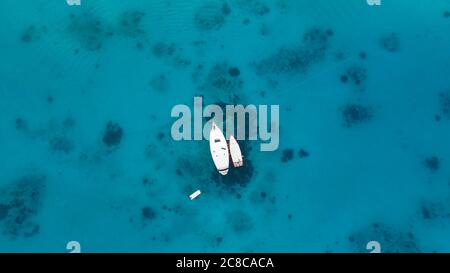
[117, 11, 145, 38]
[152, 42, 190, 67]
[342, 65, 367, 87]
[255, 27, 333, 75]
[227, 210, 253, 233]
[142, 177, 149, 185]
[194, 1, 231, 30]
[359, 51, 367, 60]
[0, 204, 10, 221]
[142, 206, 157, 221]
[102, 121, 123, 148]
[221, 2, 231, 15]
[212, 159, 254, 189]
[62, 117, 76, 130]
[208, 63, 243, 93]
[380, 33, 400, 52]
[152, 42, 176, 58]
[228, 67, 240, 77]
[150, 74, 169, 93]
[156, 132, 165, 141]
[135, 42, 144, 50]
[419, 201, 450, 220]
[0, 175, 46, 238]
[341, 104, 373, 127]
[298, 148, 309, 158]
[47, 95, 54, 104]
[15, 118, 28, 131]
[68, 12, 112, 51]
[439, 92, 450, 118]
[49, 136, 74, 154]
[235, 0, 270, 16]
[20, 25, 46, 43]
[348, 223, 419, 252]
[423, 156, 440, 172]
[281, 149, 294, 162]
[199, 62, 243, 103]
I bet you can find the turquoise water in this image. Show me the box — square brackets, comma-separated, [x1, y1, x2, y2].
[1, 0, 450, 253]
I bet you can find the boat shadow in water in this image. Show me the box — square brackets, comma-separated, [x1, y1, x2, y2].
[211, 140, 255, 190]
[211, 159, 254, 190]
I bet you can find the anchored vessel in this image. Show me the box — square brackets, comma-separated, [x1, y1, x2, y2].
[209, 122, 230, 175]
[209, 123, 244, 175]
[229, 135, 244, 168]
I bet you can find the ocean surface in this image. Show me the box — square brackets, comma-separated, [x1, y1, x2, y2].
[1, 0, 450, 253]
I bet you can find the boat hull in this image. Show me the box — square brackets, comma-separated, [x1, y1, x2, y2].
[229, 135, 243, 168]
[209, 122, 229, 175]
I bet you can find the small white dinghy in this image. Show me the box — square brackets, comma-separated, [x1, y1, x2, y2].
[229, 135, 243, 168]
[209, 122, 229, 175]
[189, 190, 201, 200]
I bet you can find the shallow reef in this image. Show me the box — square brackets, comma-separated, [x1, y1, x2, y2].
[0, 174, 46, 239]
[149, 74, 170, 93]
[176, 157, 208, 180]
[423, 156, 440, 172]
[358, 51, 367, 60]
[141, 206, 157, 221]
[102, 121, 123, 148]
[198, 62, 243, 104]
[49, 136, 74, 154]
[348, 222, 420, 252]
[161, 204, 184, 216]
[117, 11, 146, 38]
[340, 65, 367, 89]
[152, 42, 176, 58]
[233, 0, 270, 16]
[212, 159, 255, 190]
[281, 149, 294, 162]
[380, 33, 400, 53]
[68, 12, 113, 51]
[14, 116, 76, 150]
[418, 200, 450, 221]
[298, 148, 309, 158]
[439, 92, 450, 118]
[254, 27, 333, 75]
[341, 103, 373, 127]
[152, 42, 191, 67]
[20, 25, 47, 43]
[249, 189, 276, 206]
[227, 210, 254, 233]
[259, 23, 270, 37]
[194, 1, 231, 31]
[15, 117, 28, 131]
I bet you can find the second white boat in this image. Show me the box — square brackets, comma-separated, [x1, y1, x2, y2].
[229, 135, 243, 168]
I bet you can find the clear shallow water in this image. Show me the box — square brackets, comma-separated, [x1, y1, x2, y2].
[0, 0, 450, 252]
